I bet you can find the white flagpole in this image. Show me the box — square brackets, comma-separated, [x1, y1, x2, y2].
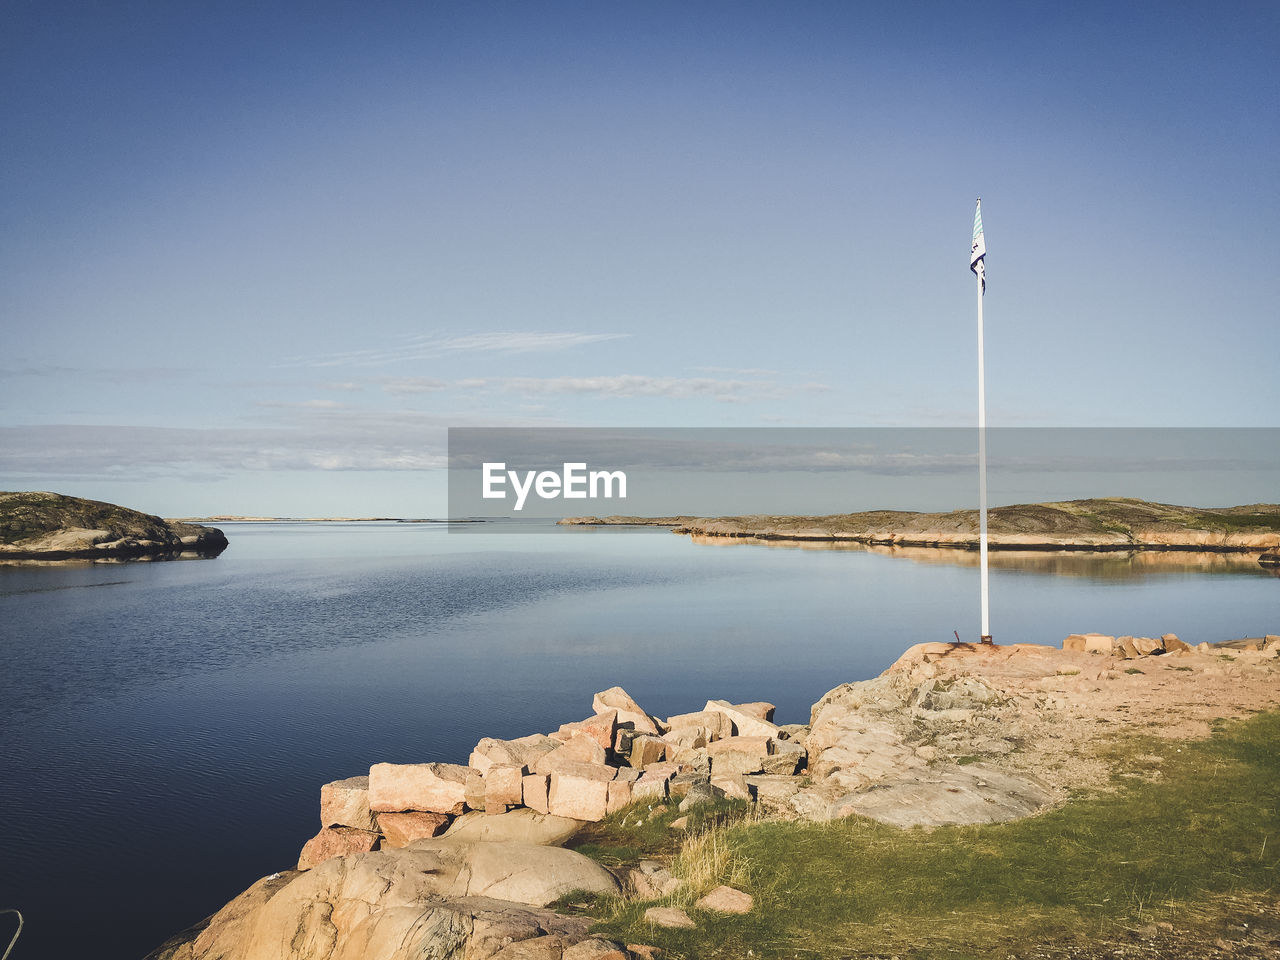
[976, 265, 991, 642]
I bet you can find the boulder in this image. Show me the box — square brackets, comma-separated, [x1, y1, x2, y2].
[563, 940, 630, 960]
[643, 907, 696, 929]
[320, 776, 376, 831]
[626, 860, 679, 899]
[775, 723, 810, 745]
[702, 699, 781, 738]
[1133, 636, 1164, 656]
[487, 937, 567, 960]
[534, 733, 608, 773]
[368, 762, 471, 814]
[627, 735, 668, 769]
[444, 808, 583, 846]
[549, 767, 614, 821]
[1115, 636, 1141, 659]
[470, 734, 561, 776]
[376, 811, 450, 848]
[558, 710, 619, 751]
[523, 774, 551, 815]
[709, 750, 765, 776]
[759, 740, 805, 776]
[170, 841, 618, 960]
[485, 764, 527, 809]
[710, 772, 752, 801]
[668, 745, 710, 774]
[663, 727, 707, 750]
[668, 772, 708, 799]
[1162, 633, 1192, 653]
[465, 768, 488, 812]
[664, 710, 732, 741]
[606, 779, 633, 814]
[296, 826, 380, 870]
[593, 687, 661, 735]
[730, 702, 776, 722]
[706, 735, 771, 758]
[745, 775, 801, 816]
[694, 885, 754, 914]
[632, 769, 672, 800]
[1062, 633, 1115, 654]
[678, 781, 726, 812]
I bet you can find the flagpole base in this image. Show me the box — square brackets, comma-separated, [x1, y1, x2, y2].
[980, 635, 993, 645]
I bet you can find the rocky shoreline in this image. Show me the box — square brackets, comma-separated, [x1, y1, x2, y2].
[0, 491, 228, 562]
[151, 630, 1280, 960]
[561, 498, 1280, 559]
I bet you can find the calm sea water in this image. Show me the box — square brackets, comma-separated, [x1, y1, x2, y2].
[0, 522, 1275, 960]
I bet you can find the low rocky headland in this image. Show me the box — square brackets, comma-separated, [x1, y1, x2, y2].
[150, 631, 1280, 960]
[0, 491, 228, 562]
[562, 498, 1280, 558]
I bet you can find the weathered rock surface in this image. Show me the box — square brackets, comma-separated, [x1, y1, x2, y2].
[470, 735, 561, 776]
[642, 907, 696, 929]
[152, 841, 619, 960]
[319, 776, 375, 831]
[0, 491, 228, 561]
[444, 808, 583, 845]
[375, 810, 450, 847]
[593, 687, 661, 735]
[297, 826, 380, 870]
[368, 761, 470, 814]
[695, 885, 754, 914]
[156, 629, 1280, 960]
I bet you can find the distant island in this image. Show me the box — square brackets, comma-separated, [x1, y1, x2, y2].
[562, 498, 1280, 555]
[0, 491, 228, 561]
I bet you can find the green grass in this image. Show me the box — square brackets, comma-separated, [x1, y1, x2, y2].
[1124, 667, 1145, 675]
[583, 711, 1280, 959]
[567, 796, 748, 866]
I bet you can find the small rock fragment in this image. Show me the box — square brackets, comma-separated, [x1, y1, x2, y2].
[643, 906, 696, 929]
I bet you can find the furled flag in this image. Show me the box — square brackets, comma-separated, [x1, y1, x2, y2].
[970, 198, 986, 293]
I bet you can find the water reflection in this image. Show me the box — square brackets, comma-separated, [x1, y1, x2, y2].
[687, 534, 1279, 579]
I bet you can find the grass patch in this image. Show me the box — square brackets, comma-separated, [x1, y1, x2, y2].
[1175, 666, 1194, 672]
[1055, 668, 1081, 676]
[1124, 667, 1145, 675]
[586, 711, 1280, 959]
[567, 796, 749, 866]
[1219, 654, 1237, 662]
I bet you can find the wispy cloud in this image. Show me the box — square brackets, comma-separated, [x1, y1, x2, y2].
[254, 399, 347, 410]
[497, 375, 827, 403]
[278, 331, 630, 368]
[380, 377, 450, 395]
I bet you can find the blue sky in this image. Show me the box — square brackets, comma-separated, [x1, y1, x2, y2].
[2, 1, 1277, 516]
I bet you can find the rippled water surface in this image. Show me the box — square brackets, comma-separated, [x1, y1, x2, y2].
[0, 523, 1275, 960]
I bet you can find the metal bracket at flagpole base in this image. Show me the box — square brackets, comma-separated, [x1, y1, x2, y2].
[980, 635, 993, 645]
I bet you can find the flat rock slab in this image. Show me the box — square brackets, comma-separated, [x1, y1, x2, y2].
[369, 761, 471, 814]
[695, 885, 754, 914]
[826, 762, 1054, 827]
[444, 808, 584, 846]
[643, 906, 696, 929]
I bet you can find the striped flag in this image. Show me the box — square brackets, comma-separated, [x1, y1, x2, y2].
[970, 199, 986, 293]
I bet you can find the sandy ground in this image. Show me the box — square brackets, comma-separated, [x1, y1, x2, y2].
[881, 638, 1280, 803]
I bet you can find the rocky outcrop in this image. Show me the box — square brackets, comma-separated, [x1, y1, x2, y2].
[148, 841, 622, 960]
[0, 491, 227, 561]
[570, 499, 1280, 553]
[153, 633, 1280, 959]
